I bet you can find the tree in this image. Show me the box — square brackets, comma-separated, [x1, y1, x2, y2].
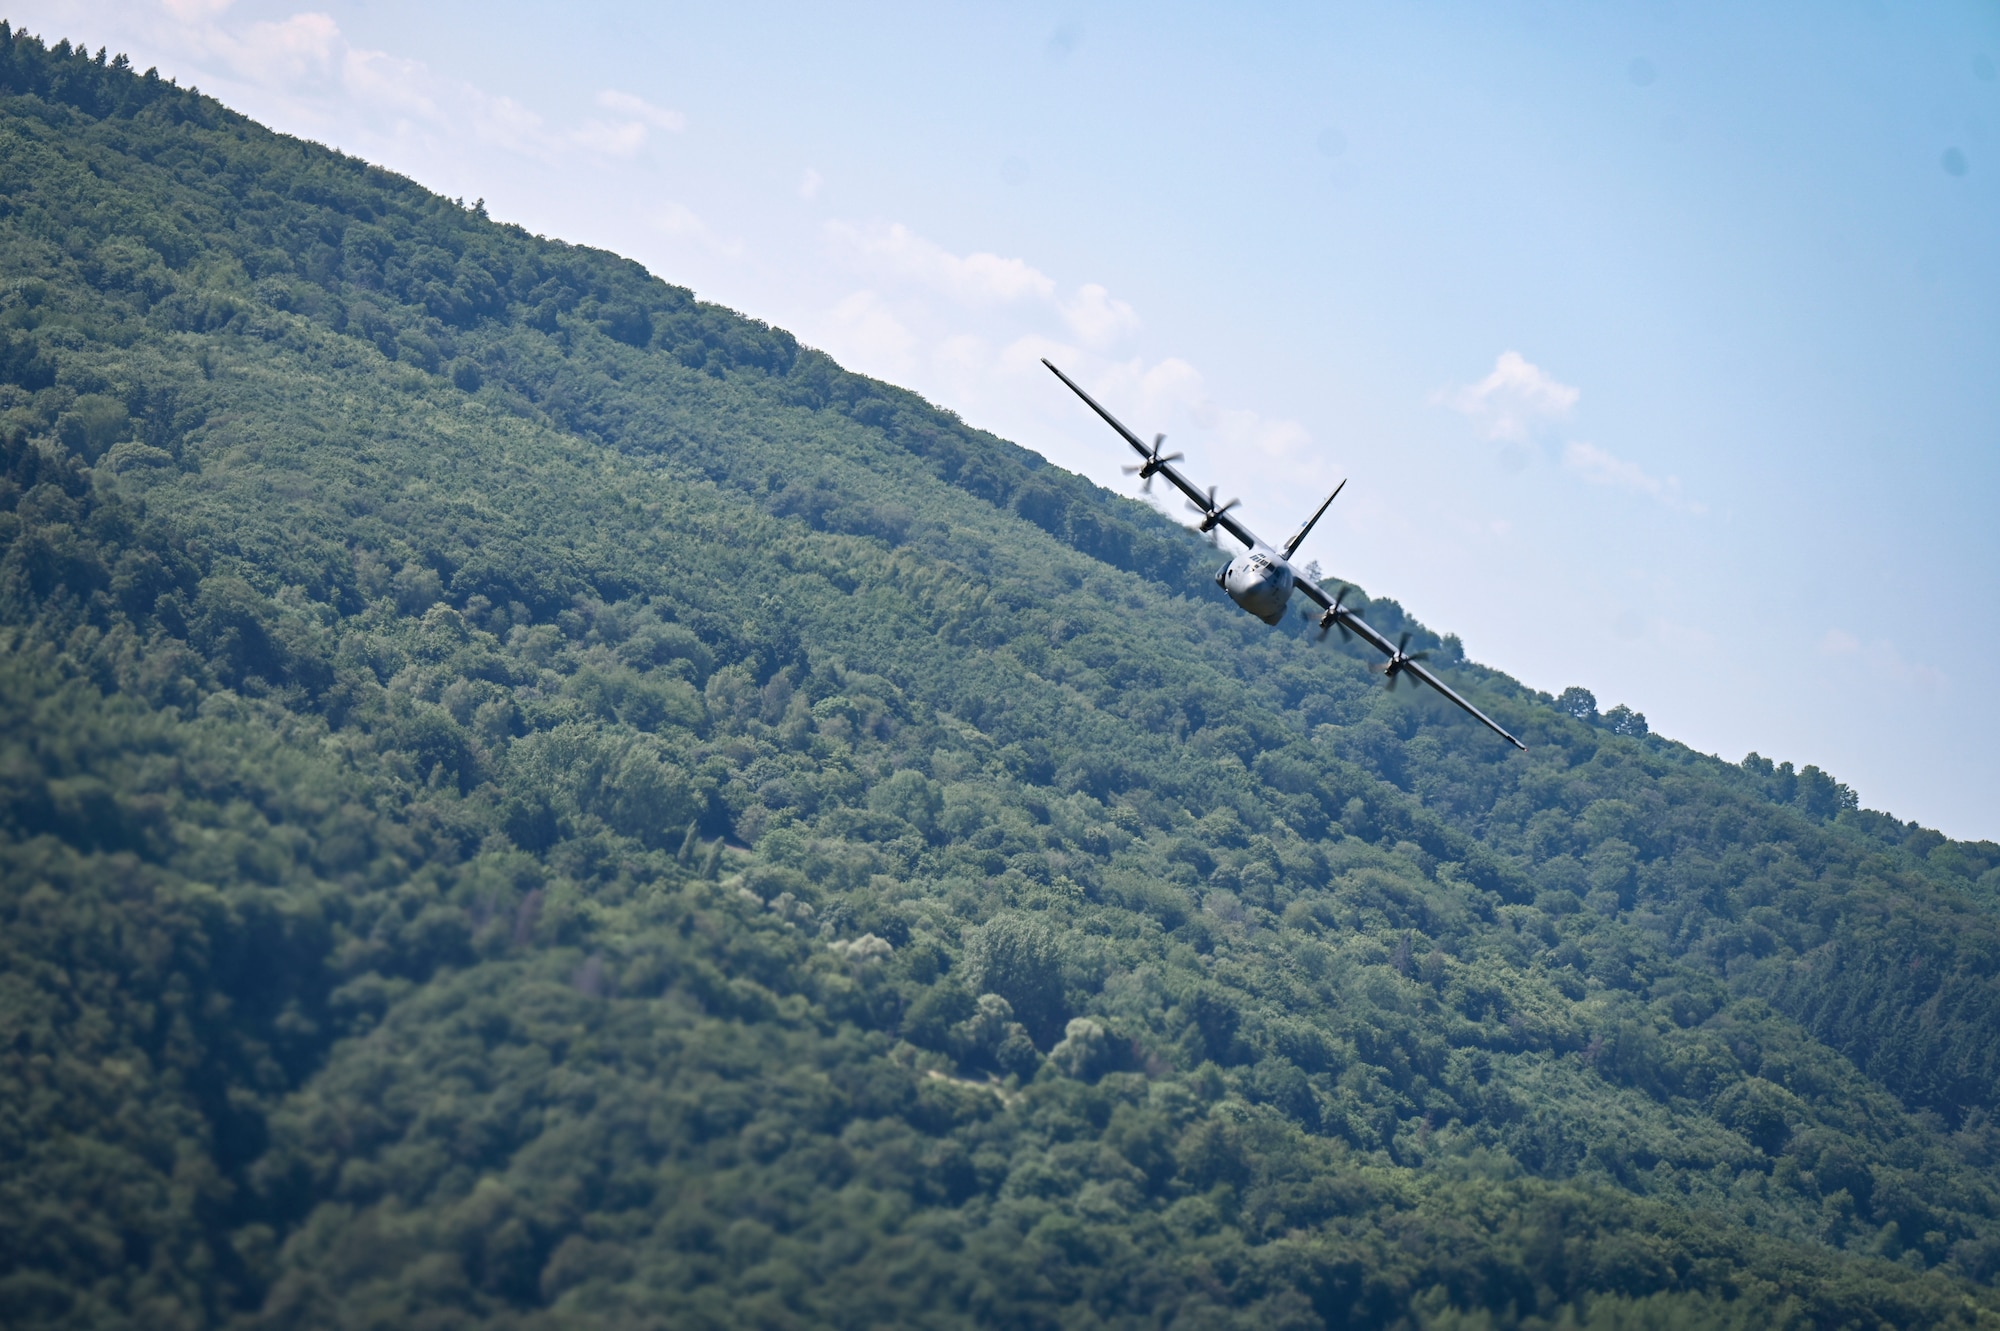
[1557, 686, 1598, 722]
[963, 913, 1066, 1045]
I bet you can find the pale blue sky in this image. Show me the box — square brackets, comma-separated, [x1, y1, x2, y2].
[20, 1, 1999, 837]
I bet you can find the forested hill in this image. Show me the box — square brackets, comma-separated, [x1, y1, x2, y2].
[7, 27, 2000, 1331]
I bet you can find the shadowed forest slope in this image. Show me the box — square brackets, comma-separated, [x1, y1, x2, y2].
[6, 27, 2000, 1331]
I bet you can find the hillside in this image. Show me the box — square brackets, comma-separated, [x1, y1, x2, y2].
[5, 27, 2000, 1331]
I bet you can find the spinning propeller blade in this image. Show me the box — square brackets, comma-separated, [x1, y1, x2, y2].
[1121, 434, 1183, 493]
[1187, 485, 1240, 533]
[1383, 631, 1431, 689]
[1313, 586, 1354, 643]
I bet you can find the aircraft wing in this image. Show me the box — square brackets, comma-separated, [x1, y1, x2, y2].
[1042, 359, 1264, 551]
[1295, 580, 1527, 750]
[1044, 357, 1522, 751]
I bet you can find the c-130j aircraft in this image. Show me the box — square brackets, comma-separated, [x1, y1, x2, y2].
[1044, 359, 1525, 751]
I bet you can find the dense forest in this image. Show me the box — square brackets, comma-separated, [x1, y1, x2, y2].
[4, 26, 2000, 1330]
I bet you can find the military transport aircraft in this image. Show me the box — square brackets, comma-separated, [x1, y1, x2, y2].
[1044, 359, 1525, 751]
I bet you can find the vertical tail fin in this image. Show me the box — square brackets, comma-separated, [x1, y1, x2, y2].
[1281, 479, 1346, 559]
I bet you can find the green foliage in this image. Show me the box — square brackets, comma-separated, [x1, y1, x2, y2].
[963, 911, 1068, 1045]
[4, 24, 2000, 1329]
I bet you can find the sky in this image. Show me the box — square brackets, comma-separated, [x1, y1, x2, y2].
[14, 1, 1999, 839]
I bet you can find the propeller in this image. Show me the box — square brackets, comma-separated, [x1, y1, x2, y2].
[1383, 631, 1431, 690]
[1121, 434, 1183, 492]
[1187, 485, 1240, 535]
[1311, 585, 1354, 643]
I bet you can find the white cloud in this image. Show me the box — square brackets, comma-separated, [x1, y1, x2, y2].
[824, 219, 1137, 350]
[244, 12, 340, 77]
[174, 11, 342, 91]
[935, 332, 991, 376]
[1212, 403, 1311, 462]
[573, 91, 684, 156]
[595, 89, 684, 131]
[131, 5, 679, 164]
[571, 118, 649, 156]
[1058, 354, 1312, 466]
[799, 168, 824, 200]
[653, 202, 745, 259]
[339, 45, 439, 121]
[826, 290, 917, 376]
[995, 332, 1083, 377]
[806, 219, 1310, 532]
[1061, 282, 1141, 348]
[1563, 440, 1705, 514]
[1442, 351, 1579, 441]
[463, 90, 552, 154]
[827, 220, 1057, 306]
[161, 0, 238, 20]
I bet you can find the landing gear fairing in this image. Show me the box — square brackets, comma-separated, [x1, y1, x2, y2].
[1043, 359, 1525, 751]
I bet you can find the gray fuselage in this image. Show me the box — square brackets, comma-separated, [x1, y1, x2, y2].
[1216, 546, 1296, 625]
